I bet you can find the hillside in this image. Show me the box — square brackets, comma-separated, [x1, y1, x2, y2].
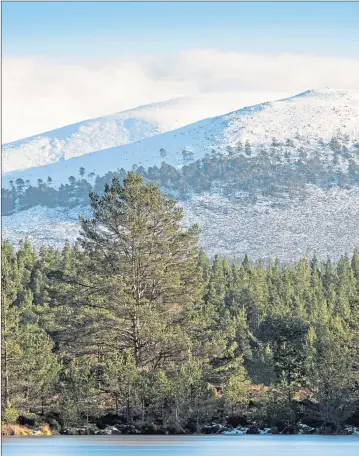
[2, 88, 359, 261]
[3, 89, 359, 188]
[3, 186, 359, 263]
[2, 92, 269, 174]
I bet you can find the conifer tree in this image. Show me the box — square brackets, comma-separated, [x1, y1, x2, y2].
[56, 173, 202, 371]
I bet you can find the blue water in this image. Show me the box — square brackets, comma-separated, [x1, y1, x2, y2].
[3, 435, 359, 455]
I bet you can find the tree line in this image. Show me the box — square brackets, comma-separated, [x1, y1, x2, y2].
[2, 173, 359, 434]
[3, 134, 359, 216]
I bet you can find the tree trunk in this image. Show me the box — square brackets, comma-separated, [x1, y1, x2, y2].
[287, 365, 292, 402]
[175, 405, 179, 426]
[141, 399, 145, 422]
[132, 313, 140, 367]
[115, 393, 119, 414]
[126, 382, 131, 423]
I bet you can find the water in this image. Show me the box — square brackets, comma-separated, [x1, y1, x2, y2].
[3, 435, 359, 456]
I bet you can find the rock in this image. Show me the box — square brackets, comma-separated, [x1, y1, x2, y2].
[61, 427, 97, 435]
[105, 426, 121, 435]
[345, 426, 359, 435]
[61, 427, 79, 435]
[260, 428, 272, 435]
[202, 424, 226, 434]
[298, 423, 316, 434]
[222, 427, 248, 435]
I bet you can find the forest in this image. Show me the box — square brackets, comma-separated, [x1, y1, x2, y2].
[2, 172, 359, 435]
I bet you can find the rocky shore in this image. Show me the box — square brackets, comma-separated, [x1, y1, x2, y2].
[3, 415, 359, 437]
[59, 423, 359, 436]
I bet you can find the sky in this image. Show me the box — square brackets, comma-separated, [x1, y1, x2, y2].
[2, 1, 359, 142]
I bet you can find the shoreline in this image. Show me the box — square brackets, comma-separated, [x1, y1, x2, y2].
[3, 423, 359, 437]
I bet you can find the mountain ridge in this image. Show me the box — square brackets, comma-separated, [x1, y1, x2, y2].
[3, 92, 282, 174]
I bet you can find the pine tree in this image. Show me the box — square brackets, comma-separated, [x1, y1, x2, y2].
[56, 173, 202, 371]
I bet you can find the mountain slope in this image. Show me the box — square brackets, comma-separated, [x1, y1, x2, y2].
[3, 89, 359, 262]
[2, 97, 189, 174]
[3, 186, 359, 262]
[3, 92, 276, 174]
[4, 89, 359, 188]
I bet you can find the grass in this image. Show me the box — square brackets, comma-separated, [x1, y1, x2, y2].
[2, 423, 52, 436]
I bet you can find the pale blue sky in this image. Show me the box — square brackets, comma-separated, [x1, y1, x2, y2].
[3, 2, 359, 142]
[3, 2, 359, 59]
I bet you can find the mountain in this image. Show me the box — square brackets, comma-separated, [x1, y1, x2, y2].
[3, 89, 359, 262]
[3, 89, 359, 187]
[3, 92, 274, 174]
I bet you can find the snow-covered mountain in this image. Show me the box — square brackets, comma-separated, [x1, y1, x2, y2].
[3, 88, 359, 262]
[3, 92, 277, 174]
[3, 89, 359, 187]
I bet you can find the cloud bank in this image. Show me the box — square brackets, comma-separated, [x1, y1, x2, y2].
[3, 50, 359, 143]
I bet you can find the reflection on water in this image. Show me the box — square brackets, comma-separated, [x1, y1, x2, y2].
[3, 435, 359, 456]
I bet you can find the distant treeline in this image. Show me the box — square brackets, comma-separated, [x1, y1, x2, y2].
[2, 135, 359, 216]
[2, 173, 359, 434]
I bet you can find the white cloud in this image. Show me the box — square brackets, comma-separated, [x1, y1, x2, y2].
[3, 50, 359, 143]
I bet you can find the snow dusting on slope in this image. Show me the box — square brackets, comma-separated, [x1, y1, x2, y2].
[223, 89, 359, 148]
[3, 89, 359, 262]
[3, 92, 281, 174]
[4, 89, 359, 188]
[3, 186, 359, 263]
